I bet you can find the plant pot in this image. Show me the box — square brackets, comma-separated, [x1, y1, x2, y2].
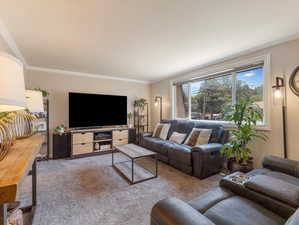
[227, 157, 253, 173]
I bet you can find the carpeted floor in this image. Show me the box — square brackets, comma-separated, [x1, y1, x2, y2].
[20, 153, 221, 225]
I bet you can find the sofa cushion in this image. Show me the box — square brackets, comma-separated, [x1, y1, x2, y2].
[265, 171, 299, 186]
[169, 132, 187, 144]
[142, 137, 169, 156]
[247, 169, 299, 186]
[245, 175, 299, 208]
[204, 196, 286, 225]
[167, 143, 192, 166]
[167, 120, 195, 140]
[184, 128, 212, 146]
[189, 187, 234, 213]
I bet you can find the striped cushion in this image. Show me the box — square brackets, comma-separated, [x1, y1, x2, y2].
[184, 128, 212, 146]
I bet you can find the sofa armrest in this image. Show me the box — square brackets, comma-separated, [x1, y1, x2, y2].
[151, 197, 216, 225]
[191, 143, 224, 179]
[245, 175, 299, 208]
[142, 132, 153, 137]
[263, 155, 299, 178]
[192, 143, 223, 153]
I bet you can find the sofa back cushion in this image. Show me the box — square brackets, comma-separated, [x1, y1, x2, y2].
[184, 128, 212, 146]
[161, 119, 228, 144]
[194, 121, 225, 143]
[165, 120, 195, 140]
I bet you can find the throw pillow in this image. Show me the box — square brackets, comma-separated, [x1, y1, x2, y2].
[152, 123, 171, 140]
[160, 123, 171, 140]
[184, 128, 212, 146]
[153, 123, 164, 138]
[169, 132, 187, 144]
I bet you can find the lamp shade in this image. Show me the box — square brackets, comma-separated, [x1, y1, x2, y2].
[0, 53, 26, 112]
[25, 90, 44, 113]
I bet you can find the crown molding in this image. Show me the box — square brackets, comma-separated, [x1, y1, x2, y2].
[0, 19, 28, 66]
[26, 66, 150, 84]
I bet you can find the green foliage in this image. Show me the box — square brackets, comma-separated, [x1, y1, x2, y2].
[127, 112, 133, 120]
[0, 112, 8, 119]
[220, 102, 267, 162]
[54, 124, 66, 135]
[134, 98, 147, 108]
[33, 88, 49, 97]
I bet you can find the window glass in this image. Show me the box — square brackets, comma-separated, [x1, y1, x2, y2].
[191, 75, 232, 120]
[174, 65, 265, 124]
[236, 67, 264, 119]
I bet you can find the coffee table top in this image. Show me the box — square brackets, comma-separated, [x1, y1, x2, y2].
[115, 144, 156, 159]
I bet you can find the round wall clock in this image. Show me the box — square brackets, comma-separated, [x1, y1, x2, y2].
[289, 66, 299, 96]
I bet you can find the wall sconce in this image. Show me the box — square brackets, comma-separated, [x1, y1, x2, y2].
[154, 96, 163, 122]
[272, 77, 284, 100]
[272, 76, 287, 159]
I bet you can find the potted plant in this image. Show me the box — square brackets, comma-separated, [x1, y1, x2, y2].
[133, 98, 147, 109]
[33, 88, 49, 97]
[127, 112, 133, 128]
[221, 102, 267, 173]
[54, 124, 66, 136]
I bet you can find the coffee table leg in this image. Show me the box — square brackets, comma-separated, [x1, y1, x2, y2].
[132, 159, 134, 184]
[112, 147, 114, 165]
[155, 154, 158, 177]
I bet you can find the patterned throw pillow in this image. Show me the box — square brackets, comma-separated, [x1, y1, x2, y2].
[153, 123, 164, 138]
[152, 123, 171, 140]
[169, 132, 187, 144]
[184, 128, 212, 146]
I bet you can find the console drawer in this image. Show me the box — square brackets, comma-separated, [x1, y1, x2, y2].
[113, 138, 128, 146]
[112, 130, 128, 139]
[72, 143, 93, 155]
[72, 132, 93, 144]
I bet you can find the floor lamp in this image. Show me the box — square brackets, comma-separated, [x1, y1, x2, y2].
[154, 96, 163, 122]
[272, 77, 288, 158]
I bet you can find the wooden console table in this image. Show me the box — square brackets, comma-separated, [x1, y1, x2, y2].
[0, 135, 43, 225]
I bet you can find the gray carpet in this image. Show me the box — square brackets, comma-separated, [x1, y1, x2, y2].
[19, 153, 220, 225]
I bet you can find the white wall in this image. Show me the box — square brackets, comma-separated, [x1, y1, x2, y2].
[0, 35, 14, 55]
[24, 69, 151, 156]
[151, 38, 299, 167]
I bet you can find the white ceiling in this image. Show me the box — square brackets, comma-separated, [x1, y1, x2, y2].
[1, 0, 299, 82]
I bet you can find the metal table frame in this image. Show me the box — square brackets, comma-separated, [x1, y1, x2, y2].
[0, 159, 37, 225]
[112, 147, 158, 185]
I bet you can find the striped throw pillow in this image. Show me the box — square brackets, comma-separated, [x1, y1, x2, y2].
[184, 128, 212, 146]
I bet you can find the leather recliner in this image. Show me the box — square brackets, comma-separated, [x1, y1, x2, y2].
[140, 120, 229, 179]
[151, 155, 299, 225]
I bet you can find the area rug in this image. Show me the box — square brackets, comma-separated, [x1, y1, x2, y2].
[20, 153, 221, 225]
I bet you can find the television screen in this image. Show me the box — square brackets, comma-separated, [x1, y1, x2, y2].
[69, 92, 127, 128]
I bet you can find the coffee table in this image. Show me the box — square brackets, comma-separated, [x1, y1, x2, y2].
[112, 144, 158, 184]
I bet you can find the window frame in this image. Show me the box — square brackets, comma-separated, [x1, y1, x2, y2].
[170, 55, 272, 130]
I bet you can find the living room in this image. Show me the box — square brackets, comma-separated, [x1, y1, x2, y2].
[1, 1, 299, 225]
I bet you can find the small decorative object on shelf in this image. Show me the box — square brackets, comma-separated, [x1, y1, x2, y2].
[221, 102, 268, 173]
[133, 98, 149, 144]
[54, 124, 66, 136]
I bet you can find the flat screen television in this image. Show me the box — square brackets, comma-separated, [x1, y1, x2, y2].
[69, 92, 127, 128]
